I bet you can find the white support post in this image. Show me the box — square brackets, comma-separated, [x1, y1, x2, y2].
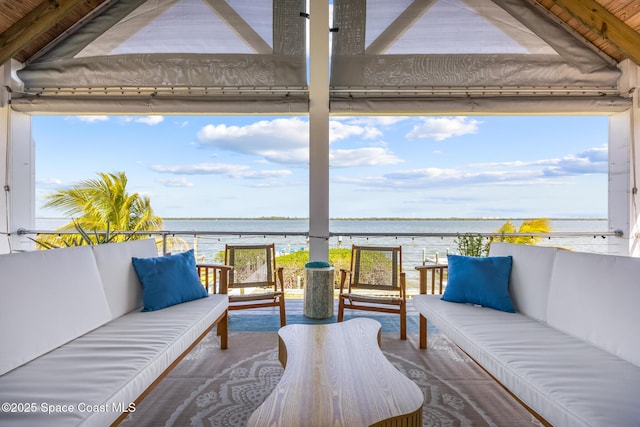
[0, 61, 35, 254]
[0, 78, 8, 254]
[6, 110, 34, 253]
[308, 0, 330, 262]
[610, 60, 640, 256]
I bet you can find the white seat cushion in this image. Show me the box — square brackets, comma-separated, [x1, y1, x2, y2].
[413, 294, 640, 427]
[0, 295, 228, 427]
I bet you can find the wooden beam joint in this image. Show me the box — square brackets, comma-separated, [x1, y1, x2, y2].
[552, 0, 640, 65]
[0, 0, 89, 65]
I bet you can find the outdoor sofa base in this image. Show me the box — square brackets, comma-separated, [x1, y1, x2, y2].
[0, 239, 228, 426]
[413, 242, 640, 427]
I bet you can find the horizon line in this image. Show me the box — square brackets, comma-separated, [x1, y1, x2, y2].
[36, 216, 608, 221]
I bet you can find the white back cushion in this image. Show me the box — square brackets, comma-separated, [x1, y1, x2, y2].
[92, 239, 159, 319]
[489, 242, 561, 322]
[0, 246, 111, 375]
[547, 250, 640, 367]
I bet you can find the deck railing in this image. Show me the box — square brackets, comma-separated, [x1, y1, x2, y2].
[17, 227, 622, 292]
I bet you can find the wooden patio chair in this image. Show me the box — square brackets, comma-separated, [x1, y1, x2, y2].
[222, 243, 286, 327]
[338, 245, 407, 339]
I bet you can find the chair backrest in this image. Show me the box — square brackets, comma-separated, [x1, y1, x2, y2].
[225, 244, 277, 289]
[351, 245, 402, 291]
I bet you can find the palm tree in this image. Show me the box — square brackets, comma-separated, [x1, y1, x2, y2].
[493, 218, 552, 245]
[36, 172, 163, 247]
[456, 218, 553, 256]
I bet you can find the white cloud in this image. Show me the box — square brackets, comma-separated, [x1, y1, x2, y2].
[336, 145, 607, 191]
[335, 116, 410, 126]
[151, 162, 292, 180]
[36, 178, 63, 188]
[158, 177, 194, 188]
[135, 116, 164, 126]
[76, 115, 109, 123]
[330, 120, 382, 142]
[119, 116, 164, 125]
[385, 167, 542, 185]
[546, 146, 607, 175]
[471, 145, 608, 176]
[330, 147, 403, 167]
[196, 117, 392, 165]
[240, 170, 292, 179]
[197, 118, 309, 164]
[151, 163, 249, 176]
[406, 116, 481, 141]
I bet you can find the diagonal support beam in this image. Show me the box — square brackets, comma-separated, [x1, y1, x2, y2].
[365, 0, 437, 55]
[206, 0, 271, 54]
[0, 0, 90, 66]
[551, 0, 640, 66]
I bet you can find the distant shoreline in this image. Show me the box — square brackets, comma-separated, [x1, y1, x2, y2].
[160, 217, 607, 221]
[37, 217, 608, 221]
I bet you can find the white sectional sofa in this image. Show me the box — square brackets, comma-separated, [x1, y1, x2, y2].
[0, 239, 228, 426]
[413, 242, 640, 427]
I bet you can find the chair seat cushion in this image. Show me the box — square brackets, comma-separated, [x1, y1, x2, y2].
[230, 292, 282, 302]
[342, 293, 402, 305]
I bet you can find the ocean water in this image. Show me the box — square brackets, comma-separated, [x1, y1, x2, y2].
[35, 218, 611, 287]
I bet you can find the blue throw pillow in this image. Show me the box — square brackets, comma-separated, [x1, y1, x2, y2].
[132, 249, 208, 312]
[441, 254, 515, 313]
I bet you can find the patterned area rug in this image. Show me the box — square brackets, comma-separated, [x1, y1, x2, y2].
[124, 330, 541, 427]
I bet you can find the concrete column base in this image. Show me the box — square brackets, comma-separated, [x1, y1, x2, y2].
[304, 267, 334, 319]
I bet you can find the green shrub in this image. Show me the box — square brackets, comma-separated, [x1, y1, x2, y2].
[454, 233, 489, 257]
[277, 248, 352, 288]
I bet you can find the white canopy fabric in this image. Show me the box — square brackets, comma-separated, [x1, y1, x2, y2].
[10, 0, 630, 114]
[14, 0, 307, 113]
[329, 0, 626, 113]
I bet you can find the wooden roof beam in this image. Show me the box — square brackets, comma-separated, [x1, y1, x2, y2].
[0, 0, 87, 66]
[552, 0, 640, 65]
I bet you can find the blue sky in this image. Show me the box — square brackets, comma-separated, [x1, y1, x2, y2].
[33, 114, 608, 219]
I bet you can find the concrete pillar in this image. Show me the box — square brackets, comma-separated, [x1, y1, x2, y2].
[304, 265, 334, 319]
[308, 0, 330, 262]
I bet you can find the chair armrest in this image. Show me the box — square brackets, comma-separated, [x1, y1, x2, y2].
[400, 271, 407, 299]
[414, 264, 448, 295]
[196, 263, 232, 294]
[338, 269, 352, 293]
[276, 267, 285, 291]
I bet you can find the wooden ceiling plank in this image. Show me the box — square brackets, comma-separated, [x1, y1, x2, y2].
[553, 0, 640, 64]
[0, 0, 87, 65]
[625, 13, 640, 29]
[600, 0, 636, 15]
[618, 4, 640, 24]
